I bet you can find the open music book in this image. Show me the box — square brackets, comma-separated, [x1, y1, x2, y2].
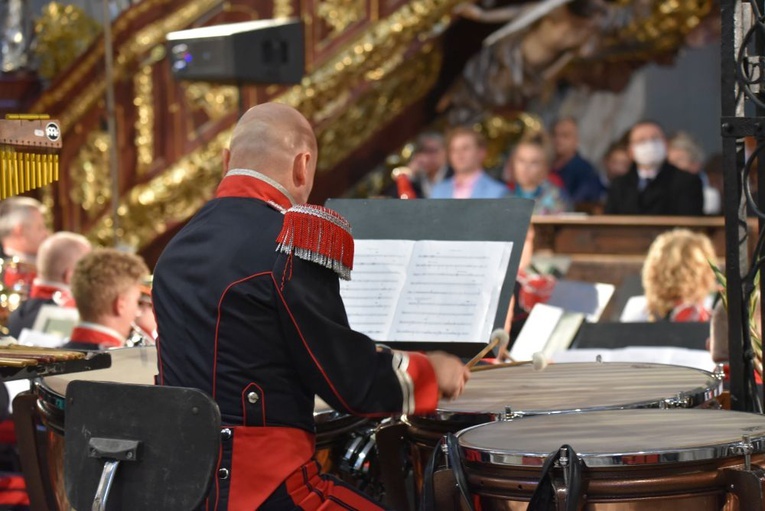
[340, 239, 513, 343]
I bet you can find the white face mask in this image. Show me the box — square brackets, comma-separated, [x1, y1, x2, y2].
[632, 139, 667, 167]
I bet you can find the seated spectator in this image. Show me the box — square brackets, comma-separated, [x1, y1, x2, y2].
[431, 127, 507, 199]
[668, 131, 721, 215]
[601, 141, 631, 190]
[64, 249, 149, 350]
[605, 121, 704, 216]
[6, 232, 91, 339]
[551, 117, 604, 204]
[506, 138, 572, 214]
[640, 229, 717, 322]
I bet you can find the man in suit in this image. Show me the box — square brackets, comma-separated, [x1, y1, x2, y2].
[6, 232, 91, 339]
[431, 127, 508, 199]
[605, 121, 704, 216]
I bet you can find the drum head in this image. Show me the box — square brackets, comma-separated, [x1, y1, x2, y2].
[458, 409, 765, 467]
[420, 362, 720, 425]
[41, 346, 157, 397]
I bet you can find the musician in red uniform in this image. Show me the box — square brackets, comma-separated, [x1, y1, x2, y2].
[7, 232, 91, 339]
[64, 249, 149, 350]
[153, 103, 469, 511]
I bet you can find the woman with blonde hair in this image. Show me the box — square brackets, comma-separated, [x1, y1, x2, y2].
[642, 228, 717, 322]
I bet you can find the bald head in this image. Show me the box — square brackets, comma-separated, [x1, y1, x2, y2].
[37, 231, 92, 284]
[224, 102, 318, 204]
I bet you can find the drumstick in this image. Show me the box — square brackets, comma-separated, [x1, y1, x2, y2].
[471, 352, 548, 372]
[466, 329, 510, 369]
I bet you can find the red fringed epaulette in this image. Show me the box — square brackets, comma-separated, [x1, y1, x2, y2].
[276, 204, 354, 280]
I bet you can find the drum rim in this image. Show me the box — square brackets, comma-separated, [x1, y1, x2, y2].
[411, 362, 723, 423]
[456, 409, 765, 468]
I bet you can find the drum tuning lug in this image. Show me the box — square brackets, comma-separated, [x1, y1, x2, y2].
[558, 447, 569, 486]
[441, 441, 449, 469]
[595, 354, 602, 363]
[739, 435, 754, 471]
[502, 406, 516, 421]
[714, 363, 725, 380]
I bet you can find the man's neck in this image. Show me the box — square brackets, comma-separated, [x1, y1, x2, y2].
[454, 168, 482, 184]
[2, 245, 34, 262]
[554, 152, 576, 170]
[89, 317, 130, 340]
[636, 162, 661, 174]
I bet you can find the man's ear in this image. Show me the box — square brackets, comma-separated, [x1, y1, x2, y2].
[292, 151, 310, 187]
[222, 148, 231, 177]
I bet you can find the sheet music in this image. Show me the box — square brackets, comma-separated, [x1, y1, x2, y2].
[340, 240, 414, 339]
[340, 239, 513, 343]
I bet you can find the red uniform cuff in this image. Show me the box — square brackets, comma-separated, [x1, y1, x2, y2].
[406, 352, 439, 415]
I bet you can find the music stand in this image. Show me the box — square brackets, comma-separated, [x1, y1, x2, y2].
[326, 198, 533, 358]
[65, 381, 220, 511]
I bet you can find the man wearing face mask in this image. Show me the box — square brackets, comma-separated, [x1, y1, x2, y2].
[604, 121, 704, 216]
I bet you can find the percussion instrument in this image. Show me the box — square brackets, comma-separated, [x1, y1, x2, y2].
[456, 408, 765, 510]
[35, 346, 157, 510]
[405, 362, 723, 493]
[314, 397, 382, 499]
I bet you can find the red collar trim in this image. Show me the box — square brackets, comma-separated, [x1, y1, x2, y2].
[30, 283, 75, 307]
[216, 171, 293, 209]
[69, 325, 123, 349]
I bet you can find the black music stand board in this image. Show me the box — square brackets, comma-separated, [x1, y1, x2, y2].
[326, 198, 533, 358]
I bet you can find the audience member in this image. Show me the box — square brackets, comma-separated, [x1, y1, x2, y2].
[641, 229, 717, 322]
[605, 121, 704, 215]
[668, 131, 721, 214]
[64, 248, 149, 350]
[551, 117, 603, 204]
[431, 127, 508, 198]
[6, 232, 91, 339]
[601, 141, 631, 187]
[409, 132, 451, 198]
[506, 138, 572, 214]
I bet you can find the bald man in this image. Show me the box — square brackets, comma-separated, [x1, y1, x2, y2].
[7, 232, 91, 339]
[154, 103, 468, 511]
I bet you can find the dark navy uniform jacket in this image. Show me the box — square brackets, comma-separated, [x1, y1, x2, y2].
[153, 170, 438, 510]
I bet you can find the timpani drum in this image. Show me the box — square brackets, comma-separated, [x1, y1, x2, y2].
[457, 409, 765, 510]
[405, 362, 723, 492]
[35, 346, 158, 510]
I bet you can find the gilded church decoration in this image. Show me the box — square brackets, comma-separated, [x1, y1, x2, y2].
[181, 82, 239, 127]
[134, 65, 155, 176]
[317, 0, 365, 35]
[33, 2, 101, 81]
[70, 130, 112, 220]
[273, 0, 294, 18]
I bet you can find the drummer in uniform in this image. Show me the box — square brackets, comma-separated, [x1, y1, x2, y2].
[153, 102, 470, 510]
[64, 248, 149, 350]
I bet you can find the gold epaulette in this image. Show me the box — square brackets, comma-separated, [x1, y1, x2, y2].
[0, 114, 62, 198]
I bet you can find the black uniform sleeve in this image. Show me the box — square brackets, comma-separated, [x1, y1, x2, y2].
[272, 254, 438, 417]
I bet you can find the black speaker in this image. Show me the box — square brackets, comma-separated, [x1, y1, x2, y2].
[166, 19, 304, 84]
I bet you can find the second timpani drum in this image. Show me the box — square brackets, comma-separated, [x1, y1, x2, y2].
[457, 409, 765, 510]
[405, 362, 722, 491]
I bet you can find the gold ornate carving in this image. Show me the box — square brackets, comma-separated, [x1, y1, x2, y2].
[33, 3, 102, 81]
[88, 131, 228, 249]
[182, 83, 239, 125]
[317, 0, 365, 35]
[59, 0, 468, 247]
[134, 65, 154, 176]
[70, 130, 112, 219]
[604, 0, 712, 53]
[273, 0, 294, 18]
[32, 0, 220, 132]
